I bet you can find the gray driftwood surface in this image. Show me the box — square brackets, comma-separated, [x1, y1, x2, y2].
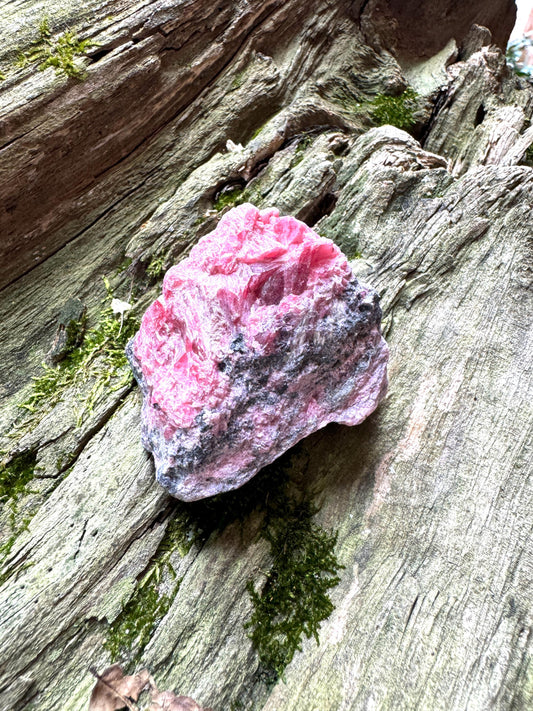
[0, 1, 532, 709]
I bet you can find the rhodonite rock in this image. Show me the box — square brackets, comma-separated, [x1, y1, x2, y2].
[127, 204, 388, 501]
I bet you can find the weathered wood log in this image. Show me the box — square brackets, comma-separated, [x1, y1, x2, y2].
[0, 1, 532, 709]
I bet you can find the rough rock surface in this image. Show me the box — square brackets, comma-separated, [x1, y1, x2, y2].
[127, 204, 388, 500]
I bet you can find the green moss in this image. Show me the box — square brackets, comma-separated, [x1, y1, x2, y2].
[0, 450, 37, 503]
[13, 16, 95, 79]
[328, 86, 418, 131]
[105, 449, 342, 674]
[147, 253, 166, 279]
[175, 452, 343, 682]
[250, 124, 266, 141]
[292, 134, 314, 167]
[214, 185, 248, 211]
[0, 511, 33, 586]
[19, 280, 138, 430]
[0, 70, 5, 81]
[0, 452, 38, 583]
[38, 29, 94, 78]
[231, 70, 247, 90]
[115, 256, 133, 276]
[370, 88, 418, 130]
[64, 315, 86, 353]
[104, 574, 179, 664]
[0, 509, 32, 555]
[104, 513, 188, 663]
[244, 467, 343, 681]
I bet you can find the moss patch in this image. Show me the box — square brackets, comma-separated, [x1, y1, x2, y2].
[244, 467, 343, 681]
[0, 451, 38, 580]
[19, 279, 138, 431]
[146, 253, 167, 280]
[103, 448, 342, 678]
[292, 134, 314, 167]
[328, 85, 418, 131]
[370, 88, 418, 130]
[213, 185, 248, 212]
[174, 451, 344, 683]
[231, 69, 247, 90]
[104, 515, 187, 664]
[14, 16, 95, 79]
[0, 450, 37, 504]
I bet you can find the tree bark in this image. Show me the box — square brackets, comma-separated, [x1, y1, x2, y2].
[0, 2, 531, 710]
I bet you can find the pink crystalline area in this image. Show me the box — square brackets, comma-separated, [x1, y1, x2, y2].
[133, 205, 353, 435]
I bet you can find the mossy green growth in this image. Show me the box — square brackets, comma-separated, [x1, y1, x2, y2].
[231, 69, 247, 90]
[292, 134, 314, 167]
[38, 29, 94, 78]
[0, 451, 38, 581]
[0, 450, 37, 504]
[15, 16, 95, 79]
[19, 279, 138, 430]
[147, 253, 166, 280]
[115, 256, 133, 276]
[0, 511, 33, 586]
[244, 473, 343, 681]
[104, 513, 188, 663]
[214, 185, 248, 211]
[250, 124, 266, 141]
[105, 449, 343, 675]
[370, 88, 418, 130]
[179, 452, 343, 682]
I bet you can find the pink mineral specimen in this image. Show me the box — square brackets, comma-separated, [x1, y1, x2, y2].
[127, 204, 388, 501]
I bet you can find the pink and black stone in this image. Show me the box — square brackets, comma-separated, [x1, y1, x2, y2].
[126, 204, 389, 501]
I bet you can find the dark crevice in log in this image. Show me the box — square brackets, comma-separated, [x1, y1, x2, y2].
[474, 103, 486, 126]
[303, 192, 339, 228]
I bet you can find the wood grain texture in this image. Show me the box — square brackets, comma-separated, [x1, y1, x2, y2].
[0, 2, 532, 709]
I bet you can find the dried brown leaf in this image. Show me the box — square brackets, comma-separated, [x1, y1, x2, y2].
[89, 664, 151, 711]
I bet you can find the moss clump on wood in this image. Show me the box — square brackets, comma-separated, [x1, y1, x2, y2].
[0, 451, 38, 580]
[39, 29, 94, 78]
[292, 134, 314, 167]
[104, 514, 188, 664]
[146, 253, 167, 280]
[231, 69, 247, 90]
[213, 185, 248, 212]
[370, 88, 418, 130]
[327, 85, 418, 131]
[14, 16, 95, 79]
[0, 450, 37, 504]
[132, 453, 343, 682]
[104, 574, 179, 664]
[179, 452, 343, 682]
[244, 472, 343, 682]
[103, 440, 342, 674]
[19, 280, 138, 430]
